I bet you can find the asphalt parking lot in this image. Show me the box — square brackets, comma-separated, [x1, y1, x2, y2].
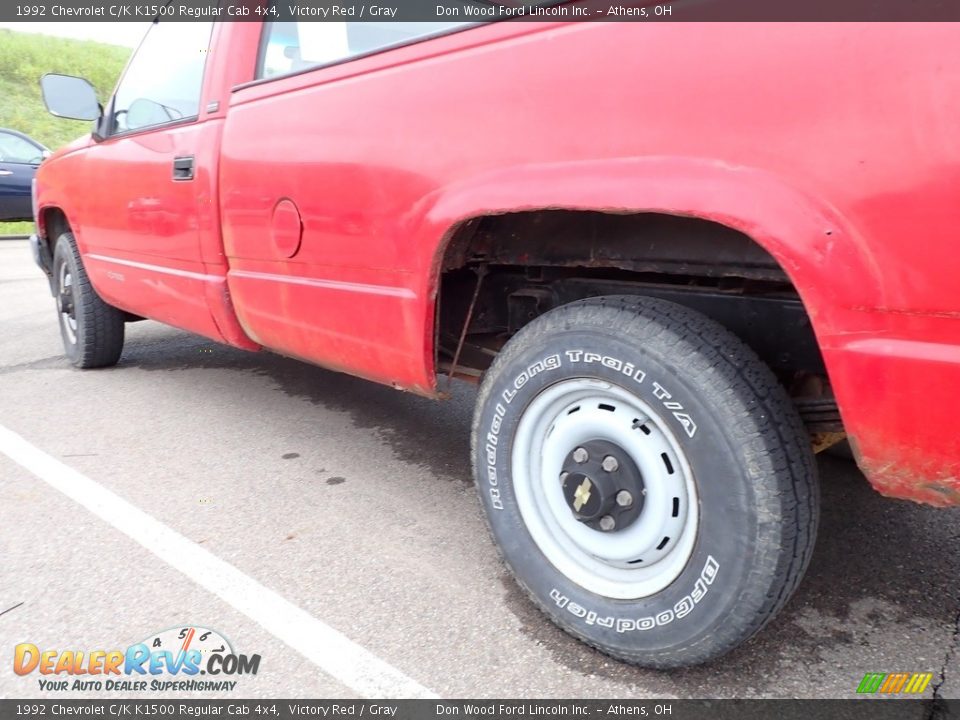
[1, 237, 958, 701]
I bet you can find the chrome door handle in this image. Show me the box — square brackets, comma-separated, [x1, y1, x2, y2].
[0, 170, 12, 176]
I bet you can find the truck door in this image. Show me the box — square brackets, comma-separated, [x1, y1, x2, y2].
[78, 20, 225, 338]
[220, 20, 471, 391]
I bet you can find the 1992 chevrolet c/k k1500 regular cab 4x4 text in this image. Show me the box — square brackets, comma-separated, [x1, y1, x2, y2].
[30, 14, 960, 668]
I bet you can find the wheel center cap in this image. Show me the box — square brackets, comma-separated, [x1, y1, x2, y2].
[564, 473, 603, 518]
[560, 439, 644, 532]
[58, 287, 74, 317]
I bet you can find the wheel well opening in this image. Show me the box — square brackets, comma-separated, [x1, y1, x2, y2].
[436, 209, 841, 439]
[41, 207, 69, 243]
[38, 208, 143, 323]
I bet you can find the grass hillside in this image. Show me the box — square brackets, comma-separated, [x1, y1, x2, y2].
[0, 30, 130, 234]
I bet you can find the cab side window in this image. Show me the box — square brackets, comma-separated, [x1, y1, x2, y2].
[258, 21, 471, 79]
[111, 22, 214, 134]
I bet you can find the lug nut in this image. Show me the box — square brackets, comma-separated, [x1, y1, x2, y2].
[616, 490, 633, 507]
[572, 447, 589, 464]
[602, 456, 619, 472]
[560, 471, 569, 483]
[599, 515, 616, 531]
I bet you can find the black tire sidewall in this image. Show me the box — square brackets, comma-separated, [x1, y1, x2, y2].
[475, 323, 781, 664]
[52, 234, 82, 364]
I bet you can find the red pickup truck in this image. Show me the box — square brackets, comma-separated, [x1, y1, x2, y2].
[31, 18, 960, 668]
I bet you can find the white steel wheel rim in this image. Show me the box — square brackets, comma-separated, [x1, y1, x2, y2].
[512, 378, 699, 599]
[58, 261, 77, 344]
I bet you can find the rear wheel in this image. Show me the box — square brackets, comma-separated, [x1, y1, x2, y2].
[52, 232, 125, 368]
[472, 295, 818, 667]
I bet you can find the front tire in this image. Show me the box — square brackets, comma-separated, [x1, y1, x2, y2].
[472, 296, 818, 667]
[52, 232, 125, 368]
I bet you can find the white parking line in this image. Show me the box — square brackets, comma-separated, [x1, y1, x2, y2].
[0, 424, 438, 699]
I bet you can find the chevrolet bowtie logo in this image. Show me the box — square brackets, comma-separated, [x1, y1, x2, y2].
[573, 478, 592, 512]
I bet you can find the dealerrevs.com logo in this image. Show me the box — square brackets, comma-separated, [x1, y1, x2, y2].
[14, 625, 261, 693]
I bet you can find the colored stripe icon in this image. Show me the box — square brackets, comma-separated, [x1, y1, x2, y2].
[857, 672, 934, 694]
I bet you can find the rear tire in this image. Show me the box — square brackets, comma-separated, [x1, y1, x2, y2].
[472, 295, 818, 668]
[52, 232, 125, 368]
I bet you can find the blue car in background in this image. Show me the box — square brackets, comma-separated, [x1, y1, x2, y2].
[0, 128, 49, 222]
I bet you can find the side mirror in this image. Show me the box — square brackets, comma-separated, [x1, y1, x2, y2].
[41, 149, 52, 160]
[40, 73, 101, 122]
